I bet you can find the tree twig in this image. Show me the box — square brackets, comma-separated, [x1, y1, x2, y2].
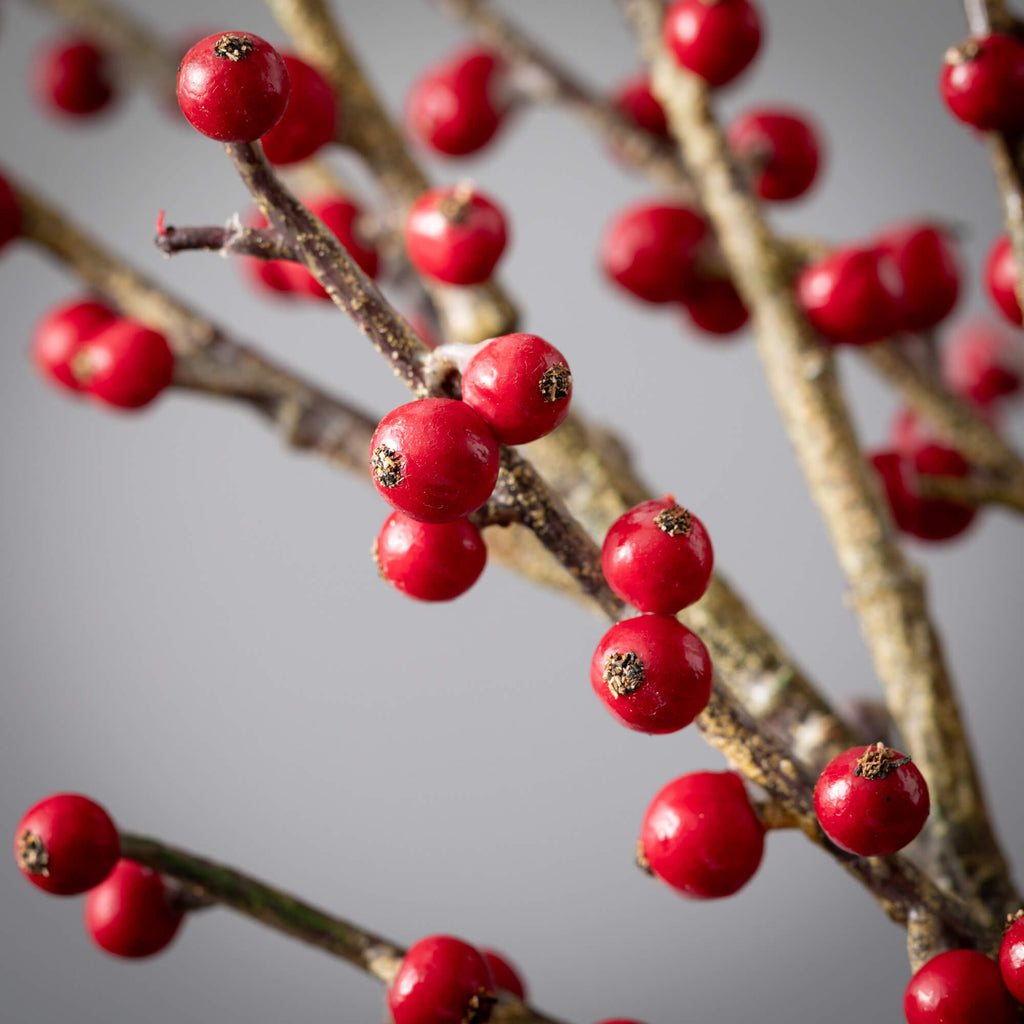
[155, 218, 297, 262]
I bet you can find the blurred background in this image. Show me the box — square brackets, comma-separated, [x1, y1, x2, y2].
[2, 1, 1023, 1021]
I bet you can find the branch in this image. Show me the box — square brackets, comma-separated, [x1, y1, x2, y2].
[155, 218, 298, 262]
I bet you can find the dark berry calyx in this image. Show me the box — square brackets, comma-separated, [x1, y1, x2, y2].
[635, 838, 653, 875]
[654, 502, 693, 537]
[1006, 909, 1024, 931]
[604, 649, 646, 696]
[854, 740, 912, 780]
[213, 34, 256, 61]
[464, 989, 498, 1024]
[16, 830, 49, 876]
[371, 444, 402, 488]
[944, 40, 979, 66]
[538, 363, 572, 403]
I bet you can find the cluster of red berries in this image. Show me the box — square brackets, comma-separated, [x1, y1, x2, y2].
[14, 794, 184, 958]
[32, 297, 174, 409]
[33, 35, 117, 118]
[371, 333, 572, 601]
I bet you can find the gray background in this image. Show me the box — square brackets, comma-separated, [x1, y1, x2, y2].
[2, 1, 1024, 1021]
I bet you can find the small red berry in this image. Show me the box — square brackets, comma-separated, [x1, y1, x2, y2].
[374, 512, 486, 602]
[387, 935, 496, 1024]
[612, 74, 669, 139]
[797, 245, 901, 346]
[940, 34, 1024, 132]
[905, 949, 1017, 1024]
[814, 743, 930, 856]
[75, 319, 175, 409]
[14, 793, 120, 896]
[461, 333, 572, 445]
[663, 0, 763, 88]
[999, 913, 1024, 1003]
[640, 771, 765, 898]
[682, 274, 749, 335]
[31, 297, 117, 393]
[601, 496, 713, 613]
[874, 223, 960, 333]
[0, 172, 20, 252]
[259, 55, 337, 165]
[34, 37, 116, 118]
[601, 201, 708, 305]
[405, 185, 508, 285]
[407, 46, 512, 157]
[84, 860, 185, 959]
[370, 398, 500, 523]
[727, 107, 822, 202]
[944, 319, 1023, 406]
[590, 614, 712, 734]
[985, 233, 1023, 326]
[177, 32, 290, 142]
[480, 949, 527, 1001]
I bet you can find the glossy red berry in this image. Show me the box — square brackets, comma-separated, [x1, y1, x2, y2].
[663, 0, 763, 88]
[31, 298, 117, 393]
[374, 512, 486, 602]
[601, 496, 713, 613]
[944, 319, 1022, 406]
[999, 913, 1024, 1003]
[682, 274, 748, 335]
[797, 245, 901, 346]
[34, 37, 115, 117]
[388, 935, 496, 1024]
[14, 793, 119, 896]
[177, 31, 290, 142]
[0, 173, 20, 252]
[370, 398, 500, 523]
[874, 223, 960, 333]
[640, 771, 765, 898]
[905, 949, 1017, 1024]
[461, 333, 572, 445]
[601, 202, 708, 304]
[407, 47, 511, 157]
[985, 234, 1022, 326]
[727, 107, 821, 202]
[76, 319, 175, 409]
[480, 949, 527, 1001]
[84, 860, 184, 959]
[590, 614, 712, 734]
[940, 34, 1024, 132]
[814, 743, 930, 856]
[612, 74, 669, 139]
[259, 55, 337, 165]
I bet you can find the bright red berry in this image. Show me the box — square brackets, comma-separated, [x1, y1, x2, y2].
[985, 233, 1023, 326]
[370, 398, 500, 523]
[374, 512, 486, 602]
[177, 32, 290, 142]
[999, 913, 1024, 1003]
[797, 245, 901, 346]
[31, 297, 117, 393]
[905, 949, 1017, 1024]
[259, 55, 337, 165]
[461, 333, 572, 445]
[874, 223, 960, 333]
[612, 74, 669, 138]
[0, 172, 20, 252]
[34, 37, 115, 117]
[727, 107, 822, 202]
[940, 34, 1024, 132]
[640, 771, 765, 898]
[14, 793, 119, 896]
[944, 319, 1023, 406]
[663, 0, 763, 88]
[407, 47, 512, 157]
[814, 743, 930, 856]
[601, 496, 713, 614]
[682, 274, 748, 335]
[405, 185, 508, 285]
[480, 949, 527, 1001]
[601, 202, 708, 304]
[388, 935, 496, 1024]
[590, 614, 712, 734]
[84, 860, 185, 959]
[75, 319, 175, 409]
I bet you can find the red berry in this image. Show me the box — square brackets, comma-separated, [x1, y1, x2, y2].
[590, 614, 712, 734]
[940, 34, 1024, 132]
[84, 860, 184, 959]
[461, 333, 573, 444]
[612, 74, 669, 138]
[640, 771, 765, 898]
[31, 297, 117, 393]
[405, 185, 508, 285]
[874, 223, 960, 333]
[814, 743, 930, 856]
[905, 950, 1016, 1024]
[374, 512, 486, 602]
[370, 399, 500, 523]
[727, 107, 822, 202]
[0, 172, 20, 252]
[985, 233, 1023, 326]
[177, 31, 290, 142]
[797, 245, 901, 346]
[944, 319, 1023, 406]
[75, 319, 175, 409]
[601, 496, 713, 613]
[663, 0, 763, 88]
[601, 202, 708, 304]
[259, 55, 337, 165]
[999, 914, 1024, 1003]
[682, 274, 749, 335]
[407, 47, 511, 157]
[34, 37, 115, 117]
[480, 949, 527, 1001]
[388, 935, 496, 1024]
[14, 793, 119, 896]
